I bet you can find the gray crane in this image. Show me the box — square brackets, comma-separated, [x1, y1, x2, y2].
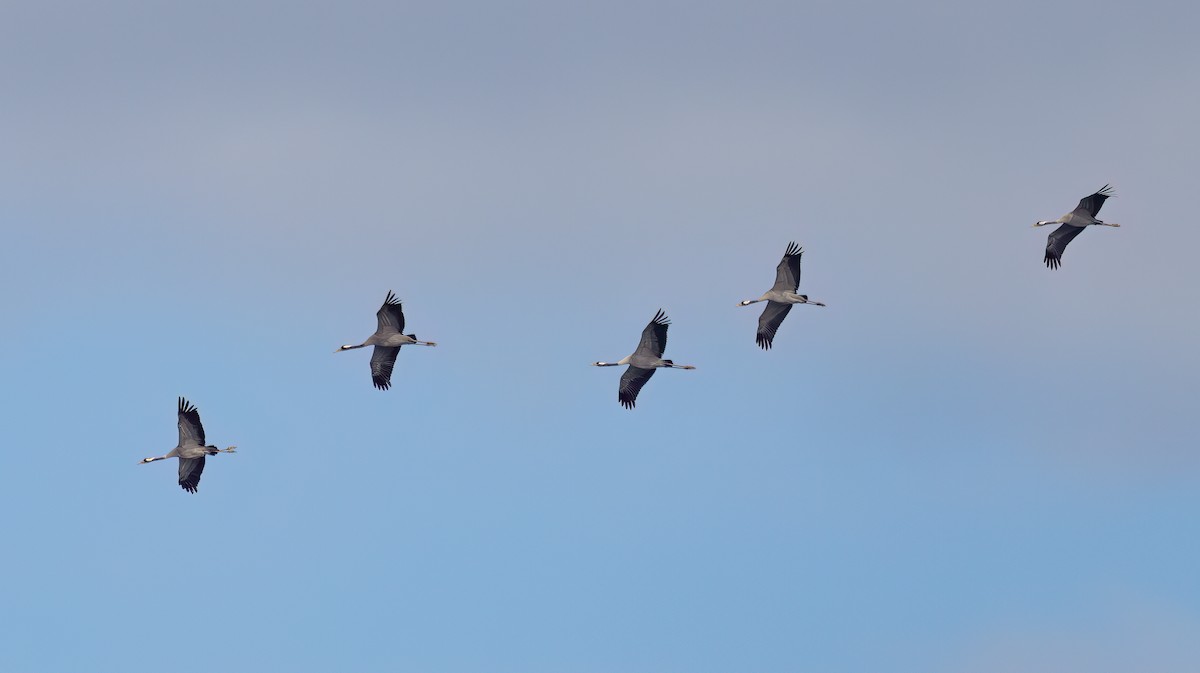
[140, 397, 237, 494]
[1034, 185, 1120, 269]
[336, 290, 437, 390]
[593, 309, 695, 409]
[738, 242, 825, 349]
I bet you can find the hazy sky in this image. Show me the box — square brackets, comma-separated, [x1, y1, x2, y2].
[3, 1, 1200, 671]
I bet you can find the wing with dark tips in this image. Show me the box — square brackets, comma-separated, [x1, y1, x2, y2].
[634, 310, 670, 358]
[756, 301, 794, 350]
[1044, 224, 1086, 269]
[1072, 185, 1113, 218]
[177, 397, 206, 447]
[370, 345, 400, 390]
[178, 455, 205, 494]
[1041, 224, 1089, 268]
[770, 242, 804, 292]
[618, 366, 656, 409]
[376, 291, 405, 333]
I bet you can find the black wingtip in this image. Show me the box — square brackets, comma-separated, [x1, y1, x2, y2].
[618, 388, 637, 409]
[785, 241, 803, 256]
[651, 309, 670, 326]
[756, 334, 773, 350]
[1044, 253, 1061, 270]
[373, 377, 392, 391]
[383, 290, 401, 306]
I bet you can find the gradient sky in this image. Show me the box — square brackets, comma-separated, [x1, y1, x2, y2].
[3, 1, 1200, 671]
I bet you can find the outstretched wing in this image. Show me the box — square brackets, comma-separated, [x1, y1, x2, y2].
[756, 301, 794, 350]
[177, 397, 206, 447]
[370, 345, 401, 390]
[376, 291, 405, 334]
[1072, 185, 1113, 218]
[178, 455, 205, 494]
[618, 366, 656, 409]
[1044, 224, 1086, 270]
[770, 242, 804, 292]
[634, 309, 670, 358]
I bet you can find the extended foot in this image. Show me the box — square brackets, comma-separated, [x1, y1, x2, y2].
[221, 446, 238, 453]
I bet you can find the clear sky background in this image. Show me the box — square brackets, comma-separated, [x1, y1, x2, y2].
[2, 1, 1199, 671]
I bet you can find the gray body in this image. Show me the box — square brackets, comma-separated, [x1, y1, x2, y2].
[738, 242, 825, 350]
[1034, 185, 1120, 269]
[337, 291, 437, 390]
[593, 309, 695, 409]
[140, 397, 237, 494]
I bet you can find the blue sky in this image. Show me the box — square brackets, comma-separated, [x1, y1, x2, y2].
[3, 1, 1200, 671]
